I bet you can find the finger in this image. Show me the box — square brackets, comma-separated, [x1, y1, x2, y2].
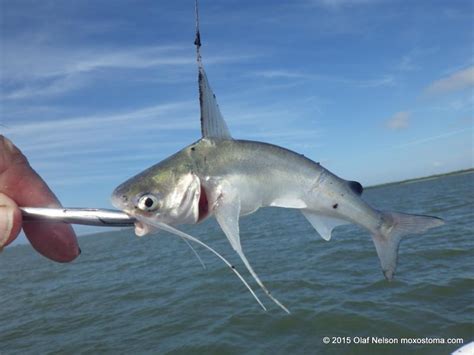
[0, 193, 22, 249]
[0, 136, 80, 262]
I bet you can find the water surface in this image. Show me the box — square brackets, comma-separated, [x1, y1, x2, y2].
[1, 172, 472, 354]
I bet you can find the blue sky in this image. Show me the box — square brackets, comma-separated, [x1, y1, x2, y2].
[1, 0, 473, 238]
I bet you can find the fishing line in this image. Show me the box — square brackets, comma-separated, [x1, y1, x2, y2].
[194, 0, 202, 65]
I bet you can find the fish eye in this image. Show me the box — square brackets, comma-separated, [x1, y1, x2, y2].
[137, 194, 160, 211]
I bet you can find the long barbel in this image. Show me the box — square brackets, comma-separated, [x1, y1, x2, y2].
[20, 207, 136, 227]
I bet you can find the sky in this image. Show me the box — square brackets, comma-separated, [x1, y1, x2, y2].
[1, 0, 473, 239]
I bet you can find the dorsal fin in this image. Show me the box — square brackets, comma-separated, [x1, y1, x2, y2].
[348, 180, 363, 195]
[195, 0, 232, 139]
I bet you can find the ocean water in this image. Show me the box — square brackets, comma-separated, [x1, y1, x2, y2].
[0, 172, 472, 354]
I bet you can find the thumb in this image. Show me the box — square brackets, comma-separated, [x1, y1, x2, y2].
[0, 193, 22, 249]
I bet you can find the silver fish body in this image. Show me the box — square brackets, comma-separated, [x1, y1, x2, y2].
[113, 138, 359, 224]
[111, 14, 444, 312]
[190, 139, 376, 222]
[112, 137, 443, 281]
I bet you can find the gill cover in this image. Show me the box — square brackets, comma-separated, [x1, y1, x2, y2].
[164, 172, 201, 225]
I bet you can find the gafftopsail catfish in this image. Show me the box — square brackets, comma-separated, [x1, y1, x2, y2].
[111, 4, 444, 313]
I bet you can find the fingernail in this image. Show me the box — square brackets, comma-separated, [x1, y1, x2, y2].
[0, 206, 14, 248]
[2, 136, 18, 156]
[3, 137, 14, 151]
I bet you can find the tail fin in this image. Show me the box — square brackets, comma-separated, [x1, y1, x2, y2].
[372, 211, 444, 280]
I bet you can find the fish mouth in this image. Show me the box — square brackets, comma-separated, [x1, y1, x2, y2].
[134, 219, 155, 236]
[111, 191, 140, 230]
[110, 201, 154, 237]
[111, 185, 131, 211]
[111, 192, 157, 236]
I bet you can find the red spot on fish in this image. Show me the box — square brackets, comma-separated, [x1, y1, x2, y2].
[198, 184, 209, 222]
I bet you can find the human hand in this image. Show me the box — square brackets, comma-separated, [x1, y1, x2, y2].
[0, 135, 80, 262]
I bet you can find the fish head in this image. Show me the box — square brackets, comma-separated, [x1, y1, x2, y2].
[111, 161, 202, 236]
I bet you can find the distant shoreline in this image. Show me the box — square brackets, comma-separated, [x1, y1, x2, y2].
[367, 168, 474, 189]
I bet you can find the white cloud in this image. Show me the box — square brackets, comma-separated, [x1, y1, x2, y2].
[1, 41, 255, 100]
[251, 68, 395, 89]
[424, 66, 474, 96]
[386, 111, 410, 130]
[312, 0, 380, 9]
[358, 75, 395, 88]
[2, 99, 205, 192]
[3, 74, 87, 100]
[397, 54, 418, 72]
[395, 47, 439, 73]
[253, 70, 308, 79]
[3, 100, 200, 173]
[242, 128, 322, 140]
[5, 101, 196, 136]
[396, 128, 472, 148]
[1, 44, 189, 99]
[2, 43, 192, 82]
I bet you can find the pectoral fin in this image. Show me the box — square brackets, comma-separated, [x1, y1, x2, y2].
[302, 211, 349, 241]
[213, 183, 290, 313]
